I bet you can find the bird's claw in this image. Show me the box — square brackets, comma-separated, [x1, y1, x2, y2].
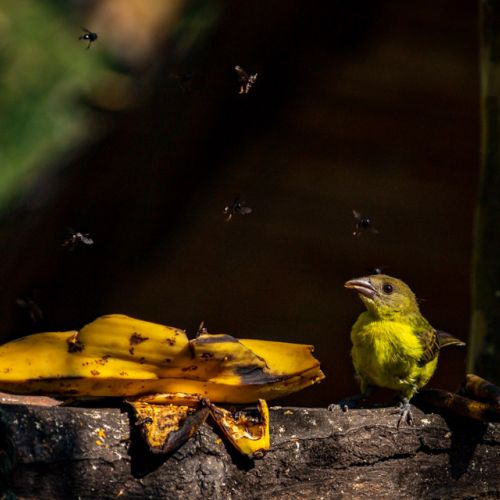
[395, 399, 413, 429]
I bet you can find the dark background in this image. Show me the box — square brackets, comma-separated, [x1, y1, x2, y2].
[0, 0, 478, 406]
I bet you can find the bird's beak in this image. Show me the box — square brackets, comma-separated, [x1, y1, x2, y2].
[344, 277, 377, 299]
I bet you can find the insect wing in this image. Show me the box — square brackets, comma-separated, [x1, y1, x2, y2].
[80, 233, 94, 245]
[235, 65, 249, 82]
[237, 205, 252, 216]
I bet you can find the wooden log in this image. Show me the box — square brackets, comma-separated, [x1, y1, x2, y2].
[0, 396, 498, 499]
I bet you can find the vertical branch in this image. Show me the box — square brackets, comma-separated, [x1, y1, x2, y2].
[469, 0, 500, 382]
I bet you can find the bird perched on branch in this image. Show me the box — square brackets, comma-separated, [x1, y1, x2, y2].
[334, 274, 465, 427]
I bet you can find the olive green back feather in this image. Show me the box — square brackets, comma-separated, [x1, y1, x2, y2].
[415, 329, 466, 367]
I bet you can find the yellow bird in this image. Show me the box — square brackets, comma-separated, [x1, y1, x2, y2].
[336, 274, 465, 426]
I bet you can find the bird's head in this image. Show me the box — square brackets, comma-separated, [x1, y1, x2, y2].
[345, 274, 420, 319]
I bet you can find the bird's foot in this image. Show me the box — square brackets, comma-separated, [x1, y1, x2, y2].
[394, 398, 413, 429]
[328, 394, 366, 413]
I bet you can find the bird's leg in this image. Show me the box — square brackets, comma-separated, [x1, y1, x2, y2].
[395, 397, 414, 428]
[328, 384, 374, 412]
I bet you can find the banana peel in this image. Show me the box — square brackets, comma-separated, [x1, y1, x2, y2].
[208, 398, 270, 459]
[417, 374, 500, 423]
[128, 393, 210, 454]
[129, 393, 270, 458]
[460, 373, 500, 407]
[0, 314, 324, 457]
[418, 388, 500, 422]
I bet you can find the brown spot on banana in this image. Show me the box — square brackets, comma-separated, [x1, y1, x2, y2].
[129, 332, 149, 346]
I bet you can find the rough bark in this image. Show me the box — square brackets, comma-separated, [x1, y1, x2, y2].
[0, 397, 498, 499]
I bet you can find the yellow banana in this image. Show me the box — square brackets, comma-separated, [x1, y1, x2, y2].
[0, 314, 324, 457]
[0, 314, 323, 401]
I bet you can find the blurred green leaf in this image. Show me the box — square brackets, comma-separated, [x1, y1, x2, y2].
[0, 0, 108, 210]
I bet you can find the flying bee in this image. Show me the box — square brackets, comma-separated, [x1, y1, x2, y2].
[224, 198, 253, 222]
[235, 65, 258, 94]
[16, 294, 44, 323]
[79, 27, 98, 49]
[63, 228, 94, 250]
[352, 210, 379, 237]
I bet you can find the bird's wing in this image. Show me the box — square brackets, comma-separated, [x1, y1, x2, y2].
[416, 329, 466, 366]
[415, 328, 440, 367]
[436, 330, 466, 348]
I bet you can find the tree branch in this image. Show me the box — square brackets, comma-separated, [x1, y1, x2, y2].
[0, 396, 498, 499]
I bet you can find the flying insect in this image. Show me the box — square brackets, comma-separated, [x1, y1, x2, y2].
[224, 198, 252, 222]
[16, 294, 44, 323]
[79, 27, 98, 49]
[63, 229, 94, 250]
[235, 65, 258, 94]
[352, 210, 379, 237]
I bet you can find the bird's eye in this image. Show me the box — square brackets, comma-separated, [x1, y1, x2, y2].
[382, 283, 393, 294]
